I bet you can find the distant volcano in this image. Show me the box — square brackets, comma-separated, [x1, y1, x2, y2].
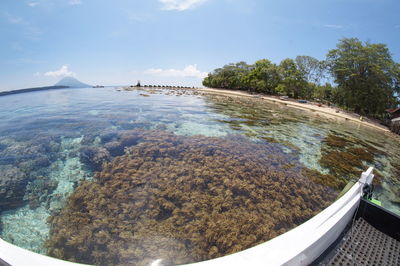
[55, 76, 91, 88]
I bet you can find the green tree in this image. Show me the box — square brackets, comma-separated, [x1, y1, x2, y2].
[202, 62, 253, 90]
[295, 56, 326, 85]
[279, 58, 308, 98]
[312, 83, 334, 102]
[241, 59, 281, 93]
[327, 38, 400, 116]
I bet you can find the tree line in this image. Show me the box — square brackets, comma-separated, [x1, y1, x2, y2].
[203, 38, 400, 119]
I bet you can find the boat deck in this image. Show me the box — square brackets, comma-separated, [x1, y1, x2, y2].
[315, 198, 400, 266]
[327, 218, 400, 265]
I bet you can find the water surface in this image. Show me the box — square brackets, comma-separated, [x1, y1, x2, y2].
[0, 87, 399, 265]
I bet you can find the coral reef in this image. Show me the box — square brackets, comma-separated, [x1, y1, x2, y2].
[0, 85, 398, 261]
[103, 141, 123, 157]
[0, 135, 80, 219]
[122, 86, 203, 98]
[0, 165, 28, 211]
[1, 135, 94, 254]
[102, 131, 142, 157]
[0, 143, 7, 152]
[0, 136, 60, 173]
[319, 134, 383, 189]
[320, 150, 363, 177]
[322, 135, 350, 148]
[79, 146, 111, 171]
[347, 147, 374, 163]
[47, 130, 336, 265]
[302, 168, 347, 190]
[393, 161, 400, 180]
[99, 132, 119, 144]
[24, 176, 58, 209]
[387, 185, 400, 204]
[384, 160, 400, 204]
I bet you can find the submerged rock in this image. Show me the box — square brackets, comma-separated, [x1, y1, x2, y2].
[388, 187, 400, 204]
[99, 132, 118, 144]
[0, 137, 59, 168]
[47, 130, 336, 266]
[79, 146, 111, 171]
[80, 134, 96, 146]
[103, 141, 123, 157]
[103, 131, 142, 157]
[33, 156, 51, 168]
[0, 165, 28, 211]
[30, 136, 61, 154]
[0, 143, 7, 152]
[24, 175, 59, 210]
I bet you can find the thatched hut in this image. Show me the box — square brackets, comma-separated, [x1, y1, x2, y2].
[386, 107, 400, 119]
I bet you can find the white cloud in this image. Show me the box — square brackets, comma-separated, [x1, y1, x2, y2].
[159, 0, 208, 11]
[68, 0, 82, 5]
[2, 13, 42, 40]
[28, 2, 39, 7]
[44, 65, 75, 78]
[144, 64, 207, 79]
[5, 14, 24, 24]
[323, 24, 344, 29]
[127, 12, 154, 23]
[10, 42, 23, 51]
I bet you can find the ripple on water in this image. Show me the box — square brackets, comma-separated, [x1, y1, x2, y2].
[0, 87, 399, 264]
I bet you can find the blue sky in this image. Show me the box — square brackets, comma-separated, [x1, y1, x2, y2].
[1, 0, 399, 90]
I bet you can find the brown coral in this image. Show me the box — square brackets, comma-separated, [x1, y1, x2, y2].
[302, 168, 347, 190]
[46, 130, 336, 265]
[320, 150, 364, 177]
[322, 135, 350, 148]
[318, 134, 381, 188]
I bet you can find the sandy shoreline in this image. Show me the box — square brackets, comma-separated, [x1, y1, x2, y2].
[198, 87, 391, 133]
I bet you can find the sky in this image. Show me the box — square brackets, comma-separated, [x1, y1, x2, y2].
[0, 0, 399, 91]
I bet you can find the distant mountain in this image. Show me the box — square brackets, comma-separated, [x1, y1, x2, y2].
[55, 76, 91, 88]
[0, 77, 91, 97]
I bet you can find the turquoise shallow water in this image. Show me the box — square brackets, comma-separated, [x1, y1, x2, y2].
[0, 87, 399, 264]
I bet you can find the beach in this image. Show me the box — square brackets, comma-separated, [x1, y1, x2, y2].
[199, 88, 391, 133]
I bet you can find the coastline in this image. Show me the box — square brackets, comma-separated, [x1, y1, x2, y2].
[0, 84, 393, 133]
[0, 86, 70, 97]
[198, 87, 391, 133]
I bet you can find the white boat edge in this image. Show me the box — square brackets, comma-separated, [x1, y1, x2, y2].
[0, 167, 375, 266]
